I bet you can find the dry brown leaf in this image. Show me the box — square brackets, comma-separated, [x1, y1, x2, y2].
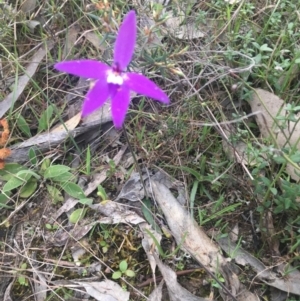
[249, 88, 300, 181]
[218, 237, 300, 296]
[50, 112, 81, 133]
[3, 281, 13, 301]
[0, 41, 54, 119]
[117, 172, 146, 202]
[84, 32, 105, 51]
[71, 244, 87, 266]
[229, 223, 239, 243]
[20, 0, 37, 14]
[48, 224, 94, 247]
[151, 180, 225, 272]
[62, 26, 79, 59]
[26, 20, 41, 31]
[50, 199, 145, 246]
[223, 139, 251, 165]
[153, 252, 208, 301]
[33, 270, 47, 301]
[74, 280, 130, 301]
[89, 201, 145, 225]
[222, 124, 265, 166]
[270, 287, 287, 301]
[148, 280, 163, 301]
[165, 15, 205, 40]
[140, 222, 162, 288]
[151, 181, 258, 301]
[8, 103, 112, 164]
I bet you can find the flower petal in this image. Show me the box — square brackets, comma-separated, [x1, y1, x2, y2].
[111, 86, 131, 128]
[125, 73, 170, 103]
[55, 60, 110, 79]
[113, 11, 136, 71]
[82, 80, 110, 116]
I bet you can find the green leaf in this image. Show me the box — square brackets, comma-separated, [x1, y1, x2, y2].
[0, 192, 13, 209]
[179, 166, 203, 181]
[109, 160, 116, 170]
[290, 152, 300, 163]
[270, 187, 277, 195]
[86, 145, 91, 175]
[18, 262, 28, 286]
[284, 199, 292, 210]
[145, 229, 166, 258]
[28, 148, 37, 165]
[17, 169, 40, 180]
[20, 178, 38, 198]
[51, 172, 74, 183]
[38, 104, 55, 132]
[261, 176, 271, 186]
[0, 164, 28, 181]
[16, 115, 31, 137]
[44, 165, 71, 179]
[45, 224, 52, 230]
[69, 208, 87, 224]
[99, 241, 107, 247]
[97, 185, 108, 201]
[252, 42, 260, 49]
[60, 182, 85, 199]
[273, 155, 286, 164]
[254, 53, 262, 64]
[78, 198, 93, 205]
[260, 43, 273, 52]
[141, 198, 162, 234]
[200, 203, 241, 225]
[3, 172, 32, 192]
[112, 271, 122, 279]
[125, 270, 135, 277]
[40, 159, 51, 172]
[119, 260, 128, 273]
[18, 275, 28, 286]
[46, 185, 64, 204]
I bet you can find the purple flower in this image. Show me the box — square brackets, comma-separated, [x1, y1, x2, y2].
[55, 10, 169, 128]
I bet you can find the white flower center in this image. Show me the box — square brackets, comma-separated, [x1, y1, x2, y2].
[107, 70, 124, 85]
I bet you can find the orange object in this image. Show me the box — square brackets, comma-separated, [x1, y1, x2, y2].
[0, 119, 11, 169]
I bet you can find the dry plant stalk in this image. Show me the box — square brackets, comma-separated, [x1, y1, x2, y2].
[0, 119, 11, 169]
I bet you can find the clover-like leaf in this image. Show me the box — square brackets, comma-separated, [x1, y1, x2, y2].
[119, 260, 128, 273]
[44, 165, 71, 179]
[69, 208, 87, 224]
[61, 182, 85, 199]
[125, 270, 135, 277]
[20, 178, 38, 198]
[112, 271, 122, 279]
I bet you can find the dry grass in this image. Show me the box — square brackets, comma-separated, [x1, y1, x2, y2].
[1, 0, 300, 300]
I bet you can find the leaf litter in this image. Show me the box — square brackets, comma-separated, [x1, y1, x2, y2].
[4, 152, 299, 300]
[8, 103, 112, 164]
[249, 88, 300, 181]
[116, 172, 300, 299]
[0, 41, 54, 119]
[74, 280, 130, 301]
[2, 2, 300, 301]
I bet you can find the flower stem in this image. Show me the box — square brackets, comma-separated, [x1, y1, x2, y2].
[122, 124, 148, 199]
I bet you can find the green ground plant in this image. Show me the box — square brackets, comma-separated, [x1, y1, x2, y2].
[112, 260, 135, 280]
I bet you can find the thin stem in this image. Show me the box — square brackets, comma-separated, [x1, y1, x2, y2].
[122, 124, 148, 198]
